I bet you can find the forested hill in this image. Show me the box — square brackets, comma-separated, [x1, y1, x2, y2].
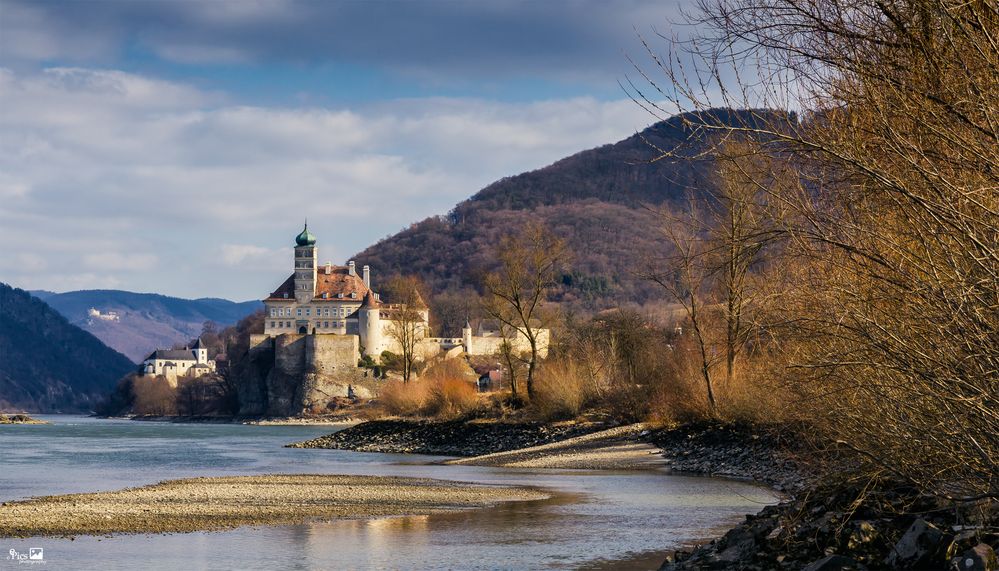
[0, 283, 136, 412]
[31, 290, 262, 362]
[354, 109, 788, 310]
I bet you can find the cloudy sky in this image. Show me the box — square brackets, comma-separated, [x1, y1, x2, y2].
[0, 0, 685, 301]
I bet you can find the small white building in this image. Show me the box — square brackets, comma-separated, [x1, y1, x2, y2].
[141, 338, 215, 384]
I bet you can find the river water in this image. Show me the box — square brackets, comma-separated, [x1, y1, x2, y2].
[0, 416, 776, 570]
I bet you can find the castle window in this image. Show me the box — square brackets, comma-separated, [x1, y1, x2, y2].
[296, 308, 302, 316]
[350, 292, 357, 299]
[324, 321, 329, 328]
[305, 308, 311, 316]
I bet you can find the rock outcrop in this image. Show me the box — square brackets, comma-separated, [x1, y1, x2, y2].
[234, 333, 381, 417]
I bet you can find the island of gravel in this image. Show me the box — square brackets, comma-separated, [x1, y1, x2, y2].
[0, 474, 548, 538]
[0, 414, 47, 424]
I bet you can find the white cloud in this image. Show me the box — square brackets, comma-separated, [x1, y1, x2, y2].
[219, 244, 284, 268]
[0, 67, 655, 299]
[82, 252, 158, 271]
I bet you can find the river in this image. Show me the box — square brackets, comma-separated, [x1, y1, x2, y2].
[0, 415, 776, 570]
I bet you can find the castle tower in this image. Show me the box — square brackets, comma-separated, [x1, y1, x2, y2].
[358, 290, 381, 358]
[192, 338, 208, 363]
[293, 223, 318, 304]
[462, 319, 472, 352]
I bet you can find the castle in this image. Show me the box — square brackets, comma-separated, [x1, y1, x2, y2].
[140, 338, 216, 385]
[260, 224, 432, 358]
[255, 225, 548, 365]
[233, 225, 550, 415]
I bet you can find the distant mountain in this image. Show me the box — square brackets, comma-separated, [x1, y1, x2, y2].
[0, 283, 136, 412]
[31, 290, 263, 362]
[354, 109, 790, 312]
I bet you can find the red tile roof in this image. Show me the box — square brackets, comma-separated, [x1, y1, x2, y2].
[265, 265, 371, 301]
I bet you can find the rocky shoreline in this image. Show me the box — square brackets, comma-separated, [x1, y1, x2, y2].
[644, 421, 812, 493]
[659, 482, 999, 571]
[288, 418, 605, 456]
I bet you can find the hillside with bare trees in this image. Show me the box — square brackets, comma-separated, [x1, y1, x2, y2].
[353, 109, 792, 313]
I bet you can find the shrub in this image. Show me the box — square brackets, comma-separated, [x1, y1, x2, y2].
[379, 380, 427, 416]
[94, 374, 136, 417]
[425, 376, 479, 419]
[531, 359, 598, 421]
[131, 376, 178, 416]
[421, 358, 480, 419]
[644, 336, 713, 425]
[378, 359, 481, 419]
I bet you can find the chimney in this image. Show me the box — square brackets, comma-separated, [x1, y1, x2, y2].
[348, 260, 356, 276]
[325, 261, 332, 275]
[362, 265, 370, 287]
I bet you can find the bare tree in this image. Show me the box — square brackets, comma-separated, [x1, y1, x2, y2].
[382, 275, 429, 383]
[482, 221, 567, 400]
[628, 0, 999, 500]
[645, 211, 720, 413]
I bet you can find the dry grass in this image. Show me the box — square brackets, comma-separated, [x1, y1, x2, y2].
[642, 336, 793, 426]
[425, 377, 479, 419]
[532, 359, 599, 421]
[379, 380, 428, 416]
[379, 358, 481, 419]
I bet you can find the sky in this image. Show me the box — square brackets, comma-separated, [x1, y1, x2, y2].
[0, 0, 688, 301]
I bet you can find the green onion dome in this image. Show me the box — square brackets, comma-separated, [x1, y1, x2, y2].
[295, 224, 317, 246]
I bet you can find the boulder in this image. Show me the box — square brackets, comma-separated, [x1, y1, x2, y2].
[886, 519, 945, 568]
[949, 544, 998, 571]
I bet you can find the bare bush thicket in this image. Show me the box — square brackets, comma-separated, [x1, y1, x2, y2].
[131, 376, 177, 416]
[379, 359, 480, 419]
[629, 0, 998, 499]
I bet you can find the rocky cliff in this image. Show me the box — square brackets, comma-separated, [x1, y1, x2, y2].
[234, 333, 382, 417]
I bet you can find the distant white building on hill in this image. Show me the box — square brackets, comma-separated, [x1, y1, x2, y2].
[141, 338, 215, 385]
[87, 308, 119, 322]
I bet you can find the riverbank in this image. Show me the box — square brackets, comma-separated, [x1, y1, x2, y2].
[644, 421, 811, 493]
[0, 474, 548, 538]
[659, 482, 999, 570]
[288, 418, 605, 455]
[292, 418, 808, 484]
[447, 424, 666, 470]
[0, 414, 46, 424]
